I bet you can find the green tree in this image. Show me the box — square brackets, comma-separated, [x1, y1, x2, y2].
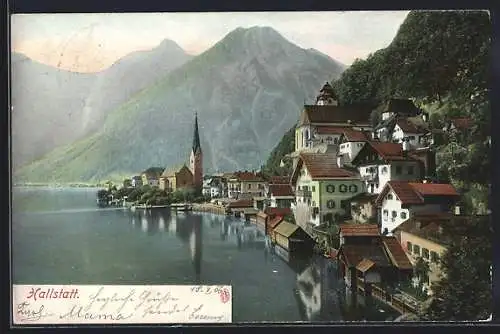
[423, 216, 492, 320]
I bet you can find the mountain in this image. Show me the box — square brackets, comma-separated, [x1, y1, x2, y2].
[80, 39, 193, 134]
[11, 39, 192, 169]
[10, 53, 96, 169]
[14, 26, 346, 183]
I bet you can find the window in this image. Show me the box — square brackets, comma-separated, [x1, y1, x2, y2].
[408, 166, 414, 175]
[312, 186, 316, 192]
[387, 194, 393, 200]
[396, 166, 402, 175]
[431, 251, 440, 263]
[339, 184, 348, 193]
[383, 209, 388, 221]
[349, 185, 358, 193]
[400, 211, 407, 219]
[392, 211, 397, 218]
[422, 248, 430, 260]
[248, 184, 251, 189]
[312, 201, 316, 207]
[326, 184, 335, 193]
[413, 245, 420, 255]
[381, 166, 388, 174]
[327, 200, 336, 209]
[407, 241, 413, 252]
[334, 138, 339, 144]
[358, 143, 363, 147]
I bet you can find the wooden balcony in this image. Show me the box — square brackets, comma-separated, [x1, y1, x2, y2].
[296, 189, 312, 198]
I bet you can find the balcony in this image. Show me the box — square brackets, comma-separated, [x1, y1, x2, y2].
[296, 189, 312, 198]
[361, 172, 378, 182]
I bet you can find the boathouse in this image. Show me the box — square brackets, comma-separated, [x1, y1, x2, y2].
[273, 221, 315, 256]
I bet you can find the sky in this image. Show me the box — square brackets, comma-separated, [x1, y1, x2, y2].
[11, 11, 410, 73]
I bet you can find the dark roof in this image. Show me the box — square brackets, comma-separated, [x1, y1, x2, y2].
[227, 200, 254, 208]
[192, 113, 202, 154]
[141, 167, 164, 178]
[339, 244, 392, 268]
[339, 223, 380, 237]
[233, 171, 265, 182]
[392, 213, 470, 247]
[315, 126, 346, 135]
[450, 117, 473, 129]
[264, 207, 292, 217]
[298, 105, 373, 127]
[347, 192, 378, 203]
[291, 153, 358, 183]
[382, 236, 413, 270]
[376, 181, 460, 206]
[269, 184, 294, 197]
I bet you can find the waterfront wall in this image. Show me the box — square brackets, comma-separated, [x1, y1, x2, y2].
[192, 203, 226, 215]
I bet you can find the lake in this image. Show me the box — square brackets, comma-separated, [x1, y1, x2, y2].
[11, 187, 399, 322]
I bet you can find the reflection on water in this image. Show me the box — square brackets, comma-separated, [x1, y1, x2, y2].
[12, 188, 399, 322]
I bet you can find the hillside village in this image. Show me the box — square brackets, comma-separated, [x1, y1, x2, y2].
[102, 81, 490, 318]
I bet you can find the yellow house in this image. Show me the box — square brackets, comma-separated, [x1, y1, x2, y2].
[141, 167, 164, 187]
[290, 153, 365, 228]
[160, 165, 193, 192]
[392, 213, 469, 294]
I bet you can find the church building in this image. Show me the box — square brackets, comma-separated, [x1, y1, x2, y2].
[189, 113, 204, 191]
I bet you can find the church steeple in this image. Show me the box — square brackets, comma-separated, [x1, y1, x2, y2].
[315, 82, 338, 106]
[192, 113, 202, 154]
[189, 112, 203, 192]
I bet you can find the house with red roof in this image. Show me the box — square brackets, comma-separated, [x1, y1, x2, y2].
[226, 171, 267, 200]
[337, 129, 371, 163]
[375, 181, 460, 235]
[336, 223, 413, 291]
[349, 141, 424, 194]
[290, 152, 364, 229]
[392, 212, 471, 295]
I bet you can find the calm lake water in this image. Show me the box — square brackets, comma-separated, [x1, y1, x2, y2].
[12, 187, 399, 322]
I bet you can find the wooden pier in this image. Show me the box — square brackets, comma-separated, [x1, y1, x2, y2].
[191, 203, 227, 215]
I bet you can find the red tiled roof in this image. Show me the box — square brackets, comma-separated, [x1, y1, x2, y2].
[233, 171, 265, 182]
[382, 236, 413, 270]
[269, 176, 290, 184]
[269, 184, 294, 197]
[342, 129, 371, 142]
[368, 141, 405, 160]
[264, 207, 292, 217]
[227, 200, 254, 208]
[299, 153, 358, 179]
[338, 244, 391, 267]
[316, 126, 346, 135]
[451, 117, 473, 129]
[339, 223, 380, 237]
[392, 213, 471, 246]
[375, 181, 460, 206]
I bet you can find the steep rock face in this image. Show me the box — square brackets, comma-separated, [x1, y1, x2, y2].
[11, 40, 191, 169]
[15, 26, 346, 183]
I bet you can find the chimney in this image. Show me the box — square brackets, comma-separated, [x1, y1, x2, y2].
[337, 155, 344, 168]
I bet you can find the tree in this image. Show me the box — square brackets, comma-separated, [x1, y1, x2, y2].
[423, 216, 492, 320]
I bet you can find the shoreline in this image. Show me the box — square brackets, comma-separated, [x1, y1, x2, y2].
[13, 183, 101, 188]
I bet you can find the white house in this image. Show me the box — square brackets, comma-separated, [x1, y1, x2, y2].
[337, 129, 370, 163]
[375, 181, 460, 235]
[268, 184, 295, 209]
[391, 117, 430, 149]
[349, 141, 424, 194]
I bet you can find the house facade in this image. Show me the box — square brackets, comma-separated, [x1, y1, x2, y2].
[375, 181, 460, 235]
[268, 184, 294, 208]
[350, 141, 423, 194]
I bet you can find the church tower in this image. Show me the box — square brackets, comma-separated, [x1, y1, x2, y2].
[315, 82, 338, 106]
[189, 113, 203, 191]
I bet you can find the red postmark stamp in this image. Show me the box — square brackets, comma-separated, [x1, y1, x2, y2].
[219, 288, 230, 304]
